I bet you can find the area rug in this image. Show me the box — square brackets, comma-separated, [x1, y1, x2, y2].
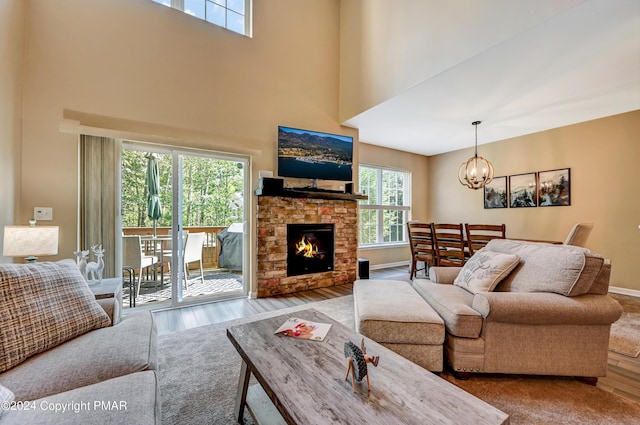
[609, 293, 640, 357]
[158, 295, 640, 425]
[132, 273, 243, 306]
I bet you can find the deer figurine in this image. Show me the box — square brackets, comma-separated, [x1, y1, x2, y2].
[344, 338, 380, 394]
[73, 249, 90, 281]
[86, 244, 105, 282]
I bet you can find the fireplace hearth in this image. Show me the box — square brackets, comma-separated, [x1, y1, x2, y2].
[287, 224, 335, 276]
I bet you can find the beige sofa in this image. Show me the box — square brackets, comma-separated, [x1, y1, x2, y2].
[412, 239, 623, 382]
[0, 261, 160, 424]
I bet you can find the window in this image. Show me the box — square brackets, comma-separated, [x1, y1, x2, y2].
[152, 0, 252, 36]
[358, 165, 411, 246]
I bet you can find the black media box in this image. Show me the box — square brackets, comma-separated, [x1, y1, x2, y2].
[345, 183, 353, 194]
[259, 177, 284, 194]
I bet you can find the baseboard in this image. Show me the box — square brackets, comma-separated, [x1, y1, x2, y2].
[369, 261, 410, 271]
[609, 286, 640, 298]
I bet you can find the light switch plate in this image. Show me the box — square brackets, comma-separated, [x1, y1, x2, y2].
[34, 207, 53, 221]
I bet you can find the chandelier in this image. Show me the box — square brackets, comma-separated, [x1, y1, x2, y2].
[458, 121, 494, 190]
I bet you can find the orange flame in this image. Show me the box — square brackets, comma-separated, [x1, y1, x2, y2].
[296, 236, 319, 258]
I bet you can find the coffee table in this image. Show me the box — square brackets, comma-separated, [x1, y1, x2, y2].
[227, 308, 509, 425]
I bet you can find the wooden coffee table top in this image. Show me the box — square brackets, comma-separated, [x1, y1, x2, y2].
[227, 308, 509, 425]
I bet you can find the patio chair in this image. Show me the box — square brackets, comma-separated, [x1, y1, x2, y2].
[160, 229, 188, 272]
[122, 235, 160, 299]
[180, 232, 206, 288]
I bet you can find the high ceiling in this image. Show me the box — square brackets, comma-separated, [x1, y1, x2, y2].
[343, 0, 640, 156]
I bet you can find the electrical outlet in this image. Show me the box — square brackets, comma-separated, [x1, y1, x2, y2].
[34, 207, 53, 221]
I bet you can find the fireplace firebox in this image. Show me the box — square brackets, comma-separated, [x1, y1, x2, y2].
[287, 224, 335, 277]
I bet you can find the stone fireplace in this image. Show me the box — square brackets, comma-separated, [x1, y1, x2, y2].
[256, 193, 359, 297]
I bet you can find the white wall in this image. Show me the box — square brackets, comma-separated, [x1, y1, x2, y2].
[17, 0, 347, 293]
[428, 111, 640, 291]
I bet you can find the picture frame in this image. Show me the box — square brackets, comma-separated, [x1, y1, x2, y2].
[483, 176, 508, 209]
[509, 173, 537, 208]
[538, 168, 570, 206]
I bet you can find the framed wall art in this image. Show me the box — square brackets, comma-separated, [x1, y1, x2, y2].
[509, 173, 537, 208]
[483, 176, 508, 209]
[538, 168, 570, 206]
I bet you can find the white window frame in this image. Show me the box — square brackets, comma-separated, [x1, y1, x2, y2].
[153, 0, 252, 37]
[358, 164, 411, 248]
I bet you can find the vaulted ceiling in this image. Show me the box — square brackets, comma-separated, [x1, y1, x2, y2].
[343, 0, 640, 156]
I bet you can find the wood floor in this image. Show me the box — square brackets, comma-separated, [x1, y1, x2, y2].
[150, 266, 640, 404]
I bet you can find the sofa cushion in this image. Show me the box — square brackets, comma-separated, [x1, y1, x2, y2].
[0, 261, 111, 373]
[0, 311, 156, 401]
[412, 280, 483, 338]
[0, 371, 160, 425]
[354, 280, 444, 345]
[0, 383, 14, 418]
[453, 249, 520, 294]
[488, 239, 590, 296]
[568, 253, 605, 296]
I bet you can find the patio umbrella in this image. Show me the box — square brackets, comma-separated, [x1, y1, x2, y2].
[146, 153, 162, 237]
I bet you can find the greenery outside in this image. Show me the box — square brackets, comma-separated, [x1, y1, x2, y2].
[121, 150, 244, 228]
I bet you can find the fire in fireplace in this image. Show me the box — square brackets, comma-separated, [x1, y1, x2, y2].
[287, 224, 335, 277]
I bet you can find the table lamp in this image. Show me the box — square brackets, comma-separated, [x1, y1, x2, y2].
[3, 220, 59, 262]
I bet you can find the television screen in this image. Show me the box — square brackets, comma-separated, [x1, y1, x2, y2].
[277, 126, 353, 182]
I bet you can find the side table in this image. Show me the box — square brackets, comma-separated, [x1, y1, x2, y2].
[89, 277, 123, 325]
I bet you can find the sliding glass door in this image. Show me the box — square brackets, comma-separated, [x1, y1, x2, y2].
[121, 142, 249, 309]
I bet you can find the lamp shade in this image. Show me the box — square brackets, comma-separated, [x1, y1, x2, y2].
[3, 226, 59, 258]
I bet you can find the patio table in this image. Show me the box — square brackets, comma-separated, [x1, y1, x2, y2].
[140, 235, 172, 286]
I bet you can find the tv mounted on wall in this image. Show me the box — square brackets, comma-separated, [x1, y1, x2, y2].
[277, 126, 353, 182]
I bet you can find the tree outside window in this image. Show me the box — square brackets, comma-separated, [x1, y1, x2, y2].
[358, 165, 410, 246]
[121, 149, 244, 228]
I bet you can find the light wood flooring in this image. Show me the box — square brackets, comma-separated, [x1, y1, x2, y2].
[150, 266, 640, 404]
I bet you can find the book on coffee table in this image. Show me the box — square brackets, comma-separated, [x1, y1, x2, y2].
[274, 317, 332, 341]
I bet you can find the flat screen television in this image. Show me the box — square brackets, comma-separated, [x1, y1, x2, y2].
[277, 126, 353, 182]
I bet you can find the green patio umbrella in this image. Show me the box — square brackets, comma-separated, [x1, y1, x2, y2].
[146, 153, 162, 237]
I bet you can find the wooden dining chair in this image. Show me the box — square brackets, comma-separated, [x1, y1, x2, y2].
[406, 221, 437, 279]
[432, 223, 466, 267]
[465, 223, 506, 256]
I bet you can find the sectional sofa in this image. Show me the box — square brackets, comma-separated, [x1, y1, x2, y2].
[0, 261, 160, 424]
[356, 239, 623, 382]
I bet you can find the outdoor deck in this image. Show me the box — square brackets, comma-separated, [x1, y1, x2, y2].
[124, 268, 244, 309]
[122, 226, 243, 309]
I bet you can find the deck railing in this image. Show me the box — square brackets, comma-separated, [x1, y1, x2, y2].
[122, 226, 227, 269]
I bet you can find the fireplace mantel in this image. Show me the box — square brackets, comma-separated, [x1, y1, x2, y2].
[255, 188, 367, 201]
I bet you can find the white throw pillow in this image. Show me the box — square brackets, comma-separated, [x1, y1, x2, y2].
[0, 383, 14, 417]
[454, 249, 520, 294]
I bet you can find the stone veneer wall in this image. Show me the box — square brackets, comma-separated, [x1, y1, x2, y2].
[256, 196, 358, 297]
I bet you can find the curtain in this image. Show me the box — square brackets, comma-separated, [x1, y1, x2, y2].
[80, 135, 120, 278]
